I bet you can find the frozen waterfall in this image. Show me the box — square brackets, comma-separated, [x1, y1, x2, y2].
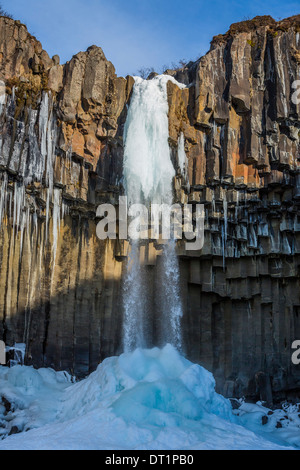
[122, 75, 185, 352]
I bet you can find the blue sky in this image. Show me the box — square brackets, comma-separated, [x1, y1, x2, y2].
[2, 0, 299, 77]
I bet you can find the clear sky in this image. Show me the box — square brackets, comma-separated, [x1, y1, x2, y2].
[2, 0, 299, 77]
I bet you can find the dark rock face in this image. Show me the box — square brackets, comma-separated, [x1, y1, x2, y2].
[0, 15, 299, 400]
[167, 15, 300, 399]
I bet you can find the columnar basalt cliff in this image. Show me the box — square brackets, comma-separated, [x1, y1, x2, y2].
[0, 14, 299, 401]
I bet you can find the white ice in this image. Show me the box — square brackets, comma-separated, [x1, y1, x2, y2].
[123, 75, 184, 205]
[0, 345, 297, 450]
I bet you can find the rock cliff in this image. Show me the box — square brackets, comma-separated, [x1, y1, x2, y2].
[0, 14, 299, 401]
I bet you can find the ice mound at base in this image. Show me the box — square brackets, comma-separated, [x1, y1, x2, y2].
[59, 344, 232, 425]
[0, 365, 72, 437]
[0, 345, 296, 450]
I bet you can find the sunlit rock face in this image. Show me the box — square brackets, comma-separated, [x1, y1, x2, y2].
[0, 14, 299, 400]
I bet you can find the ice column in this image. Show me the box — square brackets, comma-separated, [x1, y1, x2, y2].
[122, 75, 185, 351]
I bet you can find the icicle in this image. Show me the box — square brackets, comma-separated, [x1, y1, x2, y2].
[0, 172, 8, 230]
[16, 183, 25, 230]
[223, 194, 228, 243]
[52, 187, 61, 268]
[8, 187, 12, 222]
[61, 199, 69, 220]
[45, 189, 51, 244]
[19, 208, 26, 258]
[0, 80, 6, 117]
[33, 210, 38, 239]
[178, 133, 186, 176]
[39, 93, 49, 167]
[178, 132, 190, 195]
[12, 181, 25, 250]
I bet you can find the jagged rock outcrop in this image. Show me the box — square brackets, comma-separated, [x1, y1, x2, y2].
[0, 14, 299, 400]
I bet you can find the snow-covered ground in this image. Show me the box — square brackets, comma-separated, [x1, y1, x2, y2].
[0, 344, 299, 450]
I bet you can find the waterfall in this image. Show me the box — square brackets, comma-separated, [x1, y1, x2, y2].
[122, 242, 147, 351]
[122, 75, 185, 352]
[123, 76, 179, 205]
